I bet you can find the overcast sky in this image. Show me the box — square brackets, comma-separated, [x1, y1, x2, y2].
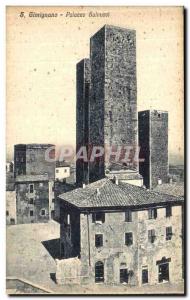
[6, 6, 184, 164]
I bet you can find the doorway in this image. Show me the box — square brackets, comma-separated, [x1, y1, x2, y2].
[158, 262, 169, 283]
[120, 268, 128, 284]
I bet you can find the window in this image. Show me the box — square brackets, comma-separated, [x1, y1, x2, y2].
[148, 208, 157, 219]
[148, 229, 156, 243]
[67, 214, 70, 225]
[64, 169, 67, 173]
[125, 210, 132, 222]
[95, 261, 104, 283]
[52, 198, 55, 203]
[166, 206, 172, 218]
[95, 234, 103, 247]
[41, 209, 46, 216]
[166, 226, 172, 240]
[30, 210, 34, 217]
[29, 184, 34, 193]
[56, 169, 59, 173]
[6, 210, 9, 216]
[29, 198, 34, 204]
[92, 212, 105, 224]
[125, 232, 133, 246]
[39, 182, 43, 187]
[142, 267, 148, 284]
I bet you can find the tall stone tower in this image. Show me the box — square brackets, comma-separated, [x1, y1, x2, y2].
[89, 25, 139, 183]
[138, 110, 169, 189]
[76, 59, 91, 186]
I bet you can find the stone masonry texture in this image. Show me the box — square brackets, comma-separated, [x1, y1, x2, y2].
[76, 59, 91, 186]
[58, 203, 183, 286]
[14, 144, 55, 180]
[138, 110, 168, 189]
[89, 25, 138, 182]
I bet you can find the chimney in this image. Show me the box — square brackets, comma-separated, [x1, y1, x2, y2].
[96, 188, 100, 196]
[114, 176, 119, 185]
[82, 183, 86, 189]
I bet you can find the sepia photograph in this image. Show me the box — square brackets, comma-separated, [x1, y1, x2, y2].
[6, 6, 185, 295]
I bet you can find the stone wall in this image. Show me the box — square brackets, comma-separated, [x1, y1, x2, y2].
[138, 110, 168, 189]
[14, 144, 55, 180]
[16, 181, 49, 224]
[150, 110, 168, 188]
[76, 59, 91, 186]
[138, 110, 150, 188]
[6, 190, 16, 225]
[89, 25, 138, 182]
[59, 202, 81, 259]
[79, 205, 182, 285]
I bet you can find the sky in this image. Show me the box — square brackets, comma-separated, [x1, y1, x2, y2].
[6, 6, 184, 164]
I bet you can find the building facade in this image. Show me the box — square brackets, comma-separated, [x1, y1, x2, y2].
[56, 179, 183, 286]
[138, 110, 169, 189]
[15, 175, 55, 224]
[14, 144, 55, 179]
[55, 161, 71, 182]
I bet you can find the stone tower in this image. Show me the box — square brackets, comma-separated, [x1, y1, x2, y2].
[76, 59, 91, 186]
[89, 25, 139, 182]
[138, 110, 169, 189]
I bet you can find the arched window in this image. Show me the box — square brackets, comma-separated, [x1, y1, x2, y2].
[95, 261, 104, 283]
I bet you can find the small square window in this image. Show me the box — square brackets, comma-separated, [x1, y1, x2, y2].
[30, 210, 34, 217]
[125, 232, 133, 246]
[6, 210, 9, 216]
[64, 169, 67, 173]
[56, 169, 59, 173]
[148, 208, 157, 219]
[166, 226, 172, 240]
[41, 209, 45, 216]
[95, 234, 103, 247]
[148, 229, 156, 243]
[52, 198, 55, 203]
[92, 212, 105, 223]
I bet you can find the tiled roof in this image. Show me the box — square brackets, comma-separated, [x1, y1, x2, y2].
[58, 178, 183, 209]
[153, 182, 184, 197]
[15, 174, 49, 183]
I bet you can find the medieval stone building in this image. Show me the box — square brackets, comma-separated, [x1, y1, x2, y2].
[138, 110, 169, 189]
[76, 25, 142, 186]
[56, 178, 183, 286]
[14, 144, 56, 223]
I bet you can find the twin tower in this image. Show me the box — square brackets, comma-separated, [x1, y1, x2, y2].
[76, 25, 168, 189]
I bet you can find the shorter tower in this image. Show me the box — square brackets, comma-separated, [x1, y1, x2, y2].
[138, 110, 168, 189]
[14, 144, 55, 179]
